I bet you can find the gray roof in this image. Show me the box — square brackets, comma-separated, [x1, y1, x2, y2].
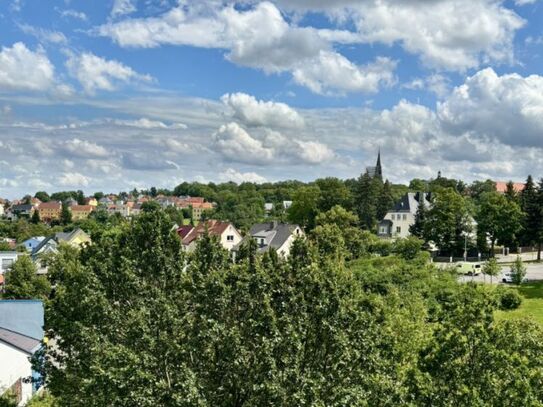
[391, 192, 431, 213]
[0, 327, 41, 354]
[31, 236, 57, 257]
[248, 222, 301, 252]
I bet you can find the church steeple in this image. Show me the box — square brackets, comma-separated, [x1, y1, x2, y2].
[375, 149, 382, 180]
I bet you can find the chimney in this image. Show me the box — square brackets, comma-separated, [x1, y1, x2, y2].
[270, 220, 278, 230]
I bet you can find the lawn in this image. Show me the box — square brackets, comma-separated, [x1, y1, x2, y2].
[496, 281, 543, 325]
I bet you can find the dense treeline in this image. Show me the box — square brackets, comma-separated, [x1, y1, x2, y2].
[37, 210, 543, 406]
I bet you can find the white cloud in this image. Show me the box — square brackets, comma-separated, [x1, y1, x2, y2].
[292, 53, 396, 94]
[296, 140, 335, 164]
[438, 68, 543, 147]
[19, 24, 67, 44]
[60, 9, 88, 21]
[0, 42, 55, 92]
[219, 168, 268, 183]
[213, 122, 274, 165]
[113, 117, 187, 129]
[221, 92, 304, 128]
[66, 52, 154, 94]
[111, 0, 137, 17]
[514, 0, 538, 5]
[63, 138, 110, 158]
[97, 2, 395, 94]
[59, 173, 91, 187]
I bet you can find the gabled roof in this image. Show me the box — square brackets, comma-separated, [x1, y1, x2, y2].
[0, 327, 41, 354]
[54, 228, 89, 243]
[391, 192, 431, 213]
[247, 222, 301, 252]
[31, 236, 58, 256]
[0, 300, 44, 341]
[177, 225, 194, 239]
[182, 220, 233, 245]
[38, 201, 61, 210]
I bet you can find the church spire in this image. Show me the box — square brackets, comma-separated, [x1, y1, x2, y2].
[375, 148, 382, 180]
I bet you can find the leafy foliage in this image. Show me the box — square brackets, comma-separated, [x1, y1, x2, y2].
[3, 255, 51, 300]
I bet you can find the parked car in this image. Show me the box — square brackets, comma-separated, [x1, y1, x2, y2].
[456, 262, 482, 276]
[501, 271, 527, 284]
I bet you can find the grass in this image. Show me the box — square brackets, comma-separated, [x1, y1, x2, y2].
[496, 281, 543, 325]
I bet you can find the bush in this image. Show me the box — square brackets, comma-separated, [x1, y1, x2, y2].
[498, 289, 523, 310]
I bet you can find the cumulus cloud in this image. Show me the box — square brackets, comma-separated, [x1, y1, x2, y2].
[121, 152, 180, 171]
[19, 24, 68, 44]
[438, 68, 543, 147]
[0, 42, 56, 92]
[213, 122, 274, 165]
[62, 138, 110, 158]
[59, 173, 91, 187]
[221, 92, 304, 128]
[111, 0, 137, 17]
[97, 2, 395, 94]
[66, 52, 154, 94]
[219, 168, 268, 184]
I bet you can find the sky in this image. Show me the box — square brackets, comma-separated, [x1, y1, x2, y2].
[0, 0, 542, 198]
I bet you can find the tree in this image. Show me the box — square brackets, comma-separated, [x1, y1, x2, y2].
[511, 256, 527, 285]
[34, 191, 50, 202]
[355, 172, 382, 230]
[475, 191, 523, 255]
[31, 209, 41, 224]
[60, 203, 72, 225]
[3, 256, 50, 300]
[315, 177, 352, 212]
[287, 186, 320, 230]
[520, 175, 540, 251]
[424, 188, 472, 256]
[504, 181, 519, 203]
[409, 193, 427, 239]
[482, 257, 500, 284]
[376, 180, 394, 221]
[393, 236, 424, 260]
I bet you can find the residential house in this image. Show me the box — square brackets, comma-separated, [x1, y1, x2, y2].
[283, 201, 293, 210]
[0, 199, 6, 217]
[495, 181, 525, 194]
[178, 220, 242, 252]
[37, 201, 62, 222]
[0, 252, 19, 274]
[264, 203, 274, 214]
[378, 192, 431, 239]
[70, 205, 94, 221]
[65, 198, 78, 207]
[0, 300, 45, 406]
[10, 205, 34, 219]
[21, 237, 45, 253]
[85, 197, 98, 207]
[238, 221, 304, 257]
[98, 197, 113, 206]
[191, 202, 213, 221]
[31, 238, 58, 261]
[107, 204, 131, 217]
[55, 228, 91, 247]
[130, 203, 142, 217]
[0, 238, 16, 250]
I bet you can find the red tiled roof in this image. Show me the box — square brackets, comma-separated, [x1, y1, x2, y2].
[71, 205, 94, 212]
[177, 225, 194, 239]
[38, 201, 61, 210]
[495, 181, 525, 194]
[182, 220, 231, 245]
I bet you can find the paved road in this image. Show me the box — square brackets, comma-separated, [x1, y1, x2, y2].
[456, 262, 543, 284]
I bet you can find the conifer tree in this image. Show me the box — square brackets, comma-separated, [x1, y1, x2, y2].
[377, 179, 394, 221]
[520, 175, 540, 249]
[409, 193, 427, 239]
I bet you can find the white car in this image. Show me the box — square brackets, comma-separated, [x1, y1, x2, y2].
[501, 271, 527, 283]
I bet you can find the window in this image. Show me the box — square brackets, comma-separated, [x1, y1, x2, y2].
[2, 258, 13, 271]
[380, 227, 386, 234]
[403, 214, 407, 220]
[396, 226, 401, 234]
[226, 235, 234, 241]
[391, 214, 395, 220]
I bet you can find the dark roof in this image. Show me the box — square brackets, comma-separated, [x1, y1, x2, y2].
[0, 327, 41, 354]
[247, 222, 301, 252]
[391, 192, 431, 213]
[12, 204, 33, 211]
[31, 236, 57, 257]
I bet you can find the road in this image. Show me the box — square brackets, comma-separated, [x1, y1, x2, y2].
[456, 262, 543, 284]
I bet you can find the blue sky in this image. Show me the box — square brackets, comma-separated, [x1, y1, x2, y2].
[0, 0, 542, 198]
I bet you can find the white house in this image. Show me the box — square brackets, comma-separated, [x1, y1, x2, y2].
[0, 252, 20, 274]
[0, 300, 44, 406]
[179, 220, 242, 252]
[236, 221, 304, 258]
[378, 192, 431, 239]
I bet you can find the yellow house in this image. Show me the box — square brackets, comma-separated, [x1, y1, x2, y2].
[38, 201, 62, 222]
[85, 197, 98, 207]
[55, 228, 91, 247]
[71, 205, 94, 221]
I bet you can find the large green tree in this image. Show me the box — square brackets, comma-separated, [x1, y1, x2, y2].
[287, 186, 320, 231]
[3, 256, 50, 300]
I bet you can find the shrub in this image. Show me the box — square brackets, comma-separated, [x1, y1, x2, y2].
[499, 289, 523, 310]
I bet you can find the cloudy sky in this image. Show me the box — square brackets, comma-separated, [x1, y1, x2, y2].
[0, 0, 542, 198]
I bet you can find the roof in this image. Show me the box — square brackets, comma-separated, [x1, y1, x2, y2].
[55, 228, 89, 243]
[38, 201, 61, 210]
[12, 204, 34, 211]
[0, 327, 41, 354]
[177, 225, 194, 239]
[71, 205, 93, 212]
[391, 192, 431, 213]
[246, 222, 301, 252]
[0, 300, 44, 341]
[495, 181, 525, 194]
[182, 220, 233, 245]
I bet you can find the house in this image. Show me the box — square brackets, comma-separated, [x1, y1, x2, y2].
[237, 221, 304, 257]
[85, 197, 98, 207]
[495, 181, 525, 194]
[31, 238, 58, 261]
[10, 205, 34, 219]
[0, 300, 45, 406]
[283, 201, 292, 210]
[130, 203, 142, 217]
[65, 198, 78, 207]
[70, 205, 94, 221]
[378, 192, 431, 239]
[37, 201, 62, 222]
[0, 252, 19, 274]
[178, 220, 242, 252]
[264, 203, 274, 214]
[190, 202, 213, 221]
[21, 237, 45, 253]
[55, 228, 91, 247]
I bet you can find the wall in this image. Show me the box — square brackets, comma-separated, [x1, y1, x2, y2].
[382, 212, 414, 239]
[220, 225, 242, 251]
[0, 342, 33, 406]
